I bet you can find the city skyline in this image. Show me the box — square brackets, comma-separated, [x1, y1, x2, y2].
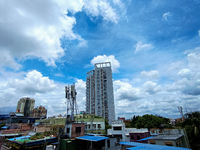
[0, 0, 200, 119]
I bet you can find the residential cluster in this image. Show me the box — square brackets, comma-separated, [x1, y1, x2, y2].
[0, 62, 192, 150]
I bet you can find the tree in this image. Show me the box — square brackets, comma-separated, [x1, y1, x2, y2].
[105, 119, 111, 134]
[182, 111, 200, 150]
[130, 114, 170, 130]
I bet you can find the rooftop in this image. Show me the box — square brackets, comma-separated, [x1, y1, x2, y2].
[76, 135, 109, 142]
[149, 134, 183, 140]
[120, 142, 191, 150]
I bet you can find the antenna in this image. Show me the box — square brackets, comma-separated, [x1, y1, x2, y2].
[65, 83, 79, 123]
[178, 106, 184, 118]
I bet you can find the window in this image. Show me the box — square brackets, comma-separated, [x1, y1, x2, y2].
[76, 127, 81, 133]
[165, 142, 173, 146]
[107, 140, 110, 148]
[137, 135, 140, 140]
[67, 128, 70, 133]
[98, 124, 101, 129]
[113, 127, 122, 130]
[176, 141, 182, 147]
[149, 140, 156, 144]
[93, 124, 96, 129]
[131, 135, 134, 140]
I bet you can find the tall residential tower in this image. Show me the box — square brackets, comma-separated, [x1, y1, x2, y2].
[86, 62, 115, 125]
[16, 97, 35, 117]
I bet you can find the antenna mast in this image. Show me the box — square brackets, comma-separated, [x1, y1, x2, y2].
[65, 83, 79, 123]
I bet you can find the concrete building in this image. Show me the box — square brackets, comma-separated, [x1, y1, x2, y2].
[30, 106, 47, 118]
[107, 120, 148, 142]
[86, 62, 115, 125]
[16, 97, 35, 117]
[74, 114, 106, 134]
[148, 129, 190, 148]
[64, 123, 85, 139]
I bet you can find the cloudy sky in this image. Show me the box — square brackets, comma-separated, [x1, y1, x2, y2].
[1, 0, 200, 119]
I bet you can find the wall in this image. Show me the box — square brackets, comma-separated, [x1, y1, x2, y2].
[33, 125, 52, 133]
[71, 123, 85, 139]
[129, 132, 150, 143]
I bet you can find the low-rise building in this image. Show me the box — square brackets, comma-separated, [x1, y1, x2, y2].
[64, 123, 85, 139]
[107, 120, 148, 142]
[129, 131, 150, 143]
[30, 106, 47, 118]
[148, 129, 190, 148]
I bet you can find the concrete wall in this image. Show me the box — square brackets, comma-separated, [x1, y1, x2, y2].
[33, 125, 52, 133]
[71, 123, 85, 139]
[129, 132, 150, 143]
[0, 129, 20, 134]
[1, 145, 11, 150]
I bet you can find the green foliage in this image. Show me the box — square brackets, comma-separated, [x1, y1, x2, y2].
[130, 114, 170, 130]
[94, 116, 102, 118]
[181, 111, 200, 150]
[0, 123, 6, 128]
[105, 119, 111, 134]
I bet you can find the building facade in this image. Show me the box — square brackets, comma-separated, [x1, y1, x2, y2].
[16, 98, 35, 117]
[30, 106, 47, 118]
[86, 62, 115, 125]
[107, 120, 149, 142]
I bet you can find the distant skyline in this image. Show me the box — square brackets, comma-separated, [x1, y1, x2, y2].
[0, 0, 200, 119]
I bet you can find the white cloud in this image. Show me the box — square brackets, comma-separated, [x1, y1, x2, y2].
[187, 52, 200, 70]
[178, 69, 191, 78]
[0, 70, 86, 117]
[91, 55, 120, 72]
[142, 81, 161, 94]
[0, 0, 86, 69]
[0, 0, 122, 69]
[198, 30, 200, 36]
[8, 70, 57, 94]
[141, 70, 160, 80]
[114, 80, 142, 101]
[83, 0, 119, 23]
[162, 12, 172, 21]
[134, 41, 153, 54]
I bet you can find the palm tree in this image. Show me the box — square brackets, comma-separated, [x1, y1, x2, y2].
[182, 111, 200, 150]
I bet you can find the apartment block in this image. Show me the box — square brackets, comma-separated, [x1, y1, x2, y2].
[86, 62, 115, 125]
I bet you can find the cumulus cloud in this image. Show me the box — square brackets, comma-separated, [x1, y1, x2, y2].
[0, 0, 121, 70]
[8, 70, 56, 94]
[141, 70, 160, 80]
[162, 12, 172, 21]
[187, 52, 200, 69]
[0, 70, 86, 116]
[114, 80, 142, 101]
[134, 41, 153, 54]
[142, 81, 161, 94]
[83, 0, 119, 23]
[91, 55, 120, 72]
[164, 51, 200, 96]
[0, 0, 86, 69]
[178, 69, 192, 78]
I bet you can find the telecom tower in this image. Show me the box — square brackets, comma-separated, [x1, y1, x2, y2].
[65, 84, 79, 122]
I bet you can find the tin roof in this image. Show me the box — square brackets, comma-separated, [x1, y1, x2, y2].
[76, 136, 109, 142]
[120, 142, 191, 150]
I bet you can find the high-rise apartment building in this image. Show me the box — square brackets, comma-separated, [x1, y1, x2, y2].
[16, 97, 35, 117]
[86, 62, 115, 125]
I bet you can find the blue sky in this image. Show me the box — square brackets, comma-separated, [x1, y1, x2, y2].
[0, 0, 200, 119]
